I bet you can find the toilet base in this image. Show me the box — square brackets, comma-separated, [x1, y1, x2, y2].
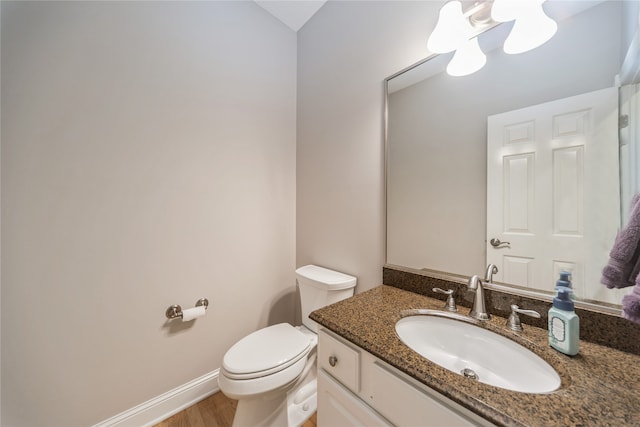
[231, 359, 317, 427]
[232, 395, 288, 427]
[287, 368, 317, 427]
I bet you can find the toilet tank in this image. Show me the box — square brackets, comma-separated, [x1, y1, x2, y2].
[296, 265, 357, 332]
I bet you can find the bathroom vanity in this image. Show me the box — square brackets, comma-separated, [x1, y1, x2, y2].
[310, 285, 640, 427]
[317, 327, 494, 426]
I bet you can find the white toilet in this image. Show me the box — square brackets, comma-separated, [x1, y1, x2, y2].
[218, 265, 357, 427]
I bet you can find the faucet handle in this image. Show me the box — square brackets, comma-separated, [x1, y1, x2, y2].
[432, 288, 458, 312]
[507, 304, 541, 331]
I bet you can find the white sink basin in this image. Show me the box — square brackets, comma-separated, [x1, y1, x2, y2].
[395, 310, 561, 394]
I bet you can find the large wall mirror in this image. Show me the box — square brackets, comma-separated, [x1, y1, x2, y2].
[386, 0, 640, 310]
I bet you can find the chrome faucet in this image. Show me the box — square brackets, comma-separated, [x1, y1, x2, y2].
[484, 264, 498, 283]
[467, 275, 490, 320]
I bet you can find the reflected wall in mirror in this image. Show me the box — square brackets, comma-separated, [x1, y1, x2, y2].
[386, 0, 640, 308]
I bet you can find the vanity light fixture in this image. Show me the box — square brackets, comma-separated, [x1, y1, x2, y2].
[428, 0, 557, 76]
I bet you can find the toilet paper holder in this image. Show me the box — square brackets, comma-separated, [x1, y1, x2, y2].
[166, 298, 209, 319]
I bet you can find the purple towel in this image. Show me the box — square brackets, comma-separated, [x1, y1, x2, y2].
[601, 194, 640, 289]
[622, 278, 640, 324]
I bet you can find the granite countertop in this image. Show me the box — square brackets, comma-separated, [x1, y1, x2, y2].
[310, 285, 640, 427]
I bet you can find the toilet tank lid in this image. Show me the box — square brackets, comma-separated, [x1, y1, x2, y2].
[295, 265, 357, 290]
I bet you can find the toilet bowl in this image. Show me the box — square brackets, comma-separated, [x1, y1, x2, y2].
[218, 265, 357, 427]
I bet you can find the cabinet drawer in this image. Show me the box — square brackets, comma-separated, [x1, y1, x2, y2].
[318, 328, 360, 393]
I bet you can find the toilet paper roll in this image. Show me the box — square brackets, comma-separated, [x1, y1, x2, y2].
[182, 306, 206, 322]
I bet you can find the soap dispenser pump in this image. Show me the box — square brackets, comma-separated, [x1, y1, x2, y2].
[548, 287, 580, 356]
[555, 271, 575, 299]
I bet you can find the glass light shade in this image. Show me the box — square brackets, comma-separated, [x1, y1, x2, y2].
[446, 37, 487, 76]
[503, 2, 557, 54]
[427, 1, 469, 54]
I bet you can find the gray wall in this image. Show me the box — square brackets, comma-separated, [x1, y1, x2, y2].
[1, 2, 296, 425]
[296, 1, 443, 292]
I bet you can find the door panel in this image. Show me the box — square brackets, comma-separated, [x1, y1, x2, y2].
[487, 87, 619, 301]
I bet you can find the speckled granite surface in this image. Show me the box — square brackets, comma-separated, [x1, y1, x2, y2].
[310, 285, 640, 427]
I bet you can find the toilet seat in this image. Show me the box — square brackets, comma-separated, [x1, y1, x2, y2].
[218, 353, 310, 400]
[222, 323, 312, 380]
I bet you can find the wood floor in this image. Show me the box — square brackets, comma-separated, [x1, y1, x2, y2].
[153, 392, 317, 427]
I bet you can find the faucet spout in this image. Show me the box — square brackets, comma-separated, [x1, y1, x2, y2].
[485, 264, 498, 283]
[467, 275, 490, 320]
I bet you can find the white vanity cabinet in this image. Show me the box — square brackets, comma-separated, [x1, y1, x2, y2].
[317, 328, 495, 427]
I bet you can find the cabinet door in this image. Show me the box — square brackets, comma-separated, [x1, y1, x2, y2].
[371, 361, 495, 427]
[317, 369, 391, 427]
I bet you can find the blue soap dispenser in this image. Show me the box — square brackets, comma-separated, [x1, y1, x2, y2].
[548, 287, 579, 356]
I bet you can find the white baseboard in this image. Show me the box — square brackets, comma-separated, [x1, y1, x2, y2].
[93, 369, 220, 427]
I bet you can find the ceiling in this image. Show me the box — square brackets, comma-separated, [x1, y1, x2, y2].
[255, 0, 327, 32]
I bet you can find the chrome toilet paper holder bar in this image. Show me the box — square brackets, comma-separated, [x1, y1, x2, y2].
[166, 298, 209, 319]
